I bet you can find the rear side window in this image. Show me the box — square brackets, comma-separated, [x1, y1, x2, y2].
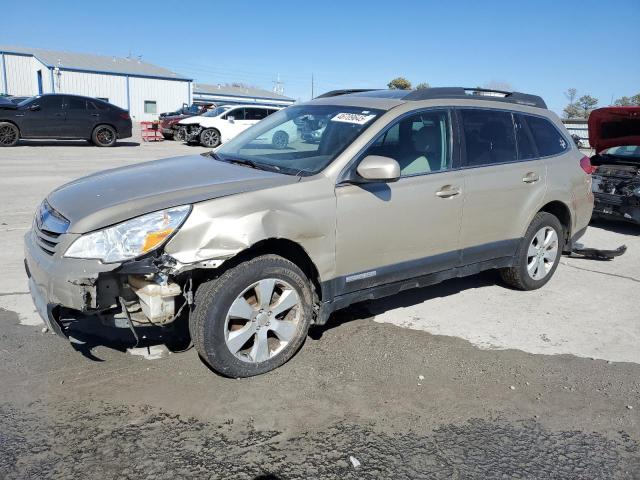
[525, 115, 568, 156]
[514, 114, 537, 160]
[66, 97, 86, 110]
[245, 108, 269, 120]
[460, 109, 517, 166]
[88, 100, 109, 111]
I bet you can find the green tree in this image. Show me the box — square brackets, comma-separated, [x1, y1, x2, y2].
[577, 95, 598, 118]
[562, 88, 581, 119]
[387, 77, 412, 90]
[415, 82, 430, 90]
[614, 93, 640, 106]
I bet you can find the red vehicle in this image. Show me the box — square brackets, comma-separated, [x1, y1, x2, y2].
[589, 107, 640, 224]
[158, 104, 211, 139]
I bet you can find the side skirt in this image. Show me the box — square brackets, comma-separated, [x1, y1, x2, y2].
[315, 256, 513, 325]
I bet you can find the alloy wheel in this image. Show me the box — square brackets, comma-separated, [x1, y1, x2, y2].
[526, 226, 559, 280]
[0, 124, 18, 145]
[224, 278, 301, 363]
[96, 127, 114, 145]
[202, 129, 219, 147]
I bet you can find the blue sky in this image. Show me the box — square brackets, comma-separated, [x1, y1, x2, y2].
[1, 0, 638, 114]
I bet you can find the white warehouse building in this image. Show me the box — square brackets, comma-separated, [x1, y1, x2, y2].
[0, 45, 192, 121]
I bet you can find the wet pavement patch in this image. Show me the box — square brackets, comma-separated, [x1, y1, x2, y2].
[1, 402, 638, 479]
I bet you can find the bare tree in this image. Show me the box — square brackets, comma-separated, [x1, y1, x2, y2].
[415, 82, 430, 90]
[483, 80, 514, 91]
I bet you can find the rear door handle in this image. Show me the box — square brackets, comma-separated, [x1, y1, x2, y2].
[522, 172, 540, 183]
[91, 113, 100, 117]
[436, 185, 461, 198]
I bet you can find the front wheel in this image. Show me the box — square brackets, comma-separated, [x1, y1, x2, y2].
[0, 122, 19, 147]
[500, 212, 564, 290]
[190, 255, 314, 377]
[199, 128, 221, 148]
[272, 130, 289, 149]
[92, 125, 117, 147]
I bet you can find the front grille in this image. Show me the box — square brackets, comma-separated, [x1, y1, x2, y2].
[33, 225, 61, 255]
[594, 192, 624, 206]
[33, 200, 69, 255]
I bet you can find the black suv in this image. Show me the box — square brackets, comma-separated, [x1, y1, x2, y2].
[0, 94, 132, 147]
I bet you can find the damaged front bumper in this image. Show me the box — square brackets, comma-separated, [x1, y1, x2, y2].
[173, 124, 202, 143]
[24, 228, 187, 338]
[593, 193, 640, 224]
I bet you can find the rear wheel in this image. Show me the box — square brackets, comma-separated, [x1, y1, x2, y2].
[0, 122, 19, 147]
[500, 212, 564, 290]
[190, 255, 314, 377]
[200, 128, 221, 148]
[92, 125, 117, 147]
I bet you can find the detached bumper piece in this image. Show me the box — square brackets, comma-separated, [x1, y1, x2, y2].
[571, 243, 627, 261]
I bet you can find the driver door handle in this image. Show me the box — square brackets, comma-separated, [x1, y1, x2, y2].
[522, 172, 540, 183]
[436, 185, 461, 198]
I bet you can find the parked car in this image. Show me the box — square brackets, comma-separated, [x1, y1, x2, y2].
[166, 105, 230, 141]
[0, 94, 132, 147]
[158, 104, 212, 139]
[176, 105, 281, 147]
[589, 106, 640, 224]
[159, 103, 204, 119]
[24, 87, 593, 377]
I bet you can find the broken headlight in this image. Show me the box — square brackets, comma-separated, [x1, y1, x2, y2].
[64, 206, 191, 263]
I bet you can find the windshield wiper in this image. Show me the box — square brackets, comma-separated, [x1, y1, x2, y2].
[228, 158, 283, 173]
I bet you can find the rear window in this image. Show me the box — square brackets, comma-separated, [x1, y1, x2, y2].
[525, 115, 568, 157]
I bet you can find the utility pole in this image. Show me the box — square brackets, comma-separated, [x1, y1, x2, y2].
[311, 73, 314, 99]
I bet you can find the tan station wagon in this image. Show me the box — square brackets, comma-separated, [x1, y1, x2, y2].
[25, 87, 594, 377]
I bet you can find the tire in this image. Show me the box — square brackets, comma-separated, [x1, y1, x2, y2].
[272, 130, 289, 149]
[91, 125, 117, 147]
[174, 128, 186, 142]
[162, 132, 173, 140]
[0, 122, 19, 147]
[190, 255, 314, 377]
[500, 212, 564, 290]
[199, 128, 221, 148]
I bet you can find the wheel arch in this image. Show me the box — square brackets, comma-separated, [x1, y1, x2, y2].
[92, 123, 118, 135]
[197, 238, 323, 302]
[0, 119, 21, 133]
[538, 200, 572, 246]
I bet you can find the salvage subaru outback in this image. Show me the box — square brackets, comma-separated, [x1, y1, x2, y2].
[25, 87, 594, 377]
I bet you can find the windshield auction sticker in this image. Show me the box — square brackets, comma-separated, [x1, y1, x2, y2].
[331, 112, 377, 125]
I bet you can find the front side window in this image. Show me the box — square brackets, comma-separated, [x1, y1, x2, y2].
[362, 110, 451, 176]
[460, 109, 517, 166]
[203, 106, 230, 117]
[525, 115, 568, 157]
[225, 108, 245, 120]
[30, 95, 64, 110]
[216, 105, 383, 176]
[144, 101, 157, 114]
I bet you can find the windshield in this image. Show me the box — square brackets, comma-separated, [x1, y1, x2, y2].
[202, 106, 231, 117]
[216, 105, 383, 176]
[604, 145, 640, 160]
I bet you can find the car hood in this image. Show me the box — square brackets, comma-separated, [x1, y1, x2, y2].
[588, 107, 640, 153]
[47, 154, 299, 233]
[178, 116, 207, 125]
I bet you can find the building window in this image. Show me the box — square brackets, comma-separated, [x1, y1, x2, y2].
[144, 101, 157, 114]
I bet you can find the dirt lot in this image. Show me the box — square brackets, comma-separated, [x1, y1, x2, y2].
[1, 130, 639, 479]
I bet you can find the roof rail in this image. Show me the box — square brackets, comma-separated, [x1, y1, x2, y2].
[315, 89, 376, 99]
[403, 87, 547, 109]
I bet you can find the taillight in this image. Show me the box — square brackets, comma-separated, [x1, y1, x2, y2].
[579, 156, 596, 174]
[119, 112, 130, 120]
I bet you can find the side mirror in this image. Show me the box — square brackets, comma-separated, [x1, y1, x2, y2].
[227, 116, 235, 123]
[29, 104, 41, 111]
[356, 155, 401, 182]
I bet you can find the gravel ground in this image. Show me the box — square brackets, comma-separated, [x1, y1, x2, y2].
[0, 130, 639, 478]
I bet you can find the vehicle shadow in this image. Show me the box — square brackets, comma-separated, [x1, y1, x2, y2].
[309, 270, 499, 340]
[15, 140, 140, 147]
[589, 217, 640, 236]
[63, 316, 190, 362]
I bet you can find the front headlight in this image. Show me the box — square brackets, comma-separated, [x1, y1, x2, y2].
[64, 205, 191, 263]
